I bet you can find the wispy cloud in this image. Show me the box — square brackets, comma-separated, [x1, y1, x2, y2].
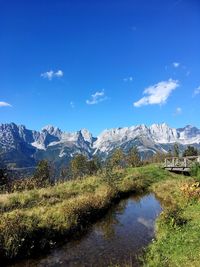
[134, 79, 179, 107]
[0, 101, 12, 107]
[123, 76, 133, 82]
[41, 70, 64, 80]
[193, 86, 200, 96]
[70, 101, 75, 108]
[86, 89, 107, 105]
[137, 217, 153, 230]
[166, 62, 190, 76]
[172, 62, 180, 68]
[174, 107, 182, 115]
[172, 62, 191, 77]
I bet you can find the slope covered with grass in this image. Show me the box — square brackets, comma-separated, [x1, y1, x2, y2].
[0, 165, 173, 261]
[144, 175, 200, 267]
[2, 164, 199, 266]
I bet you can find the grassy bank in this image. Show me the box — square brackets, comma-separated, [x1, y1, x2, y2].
[144, 174, 200, 266]
[0, 164, 174, 262]
[1, 164, 198, 266]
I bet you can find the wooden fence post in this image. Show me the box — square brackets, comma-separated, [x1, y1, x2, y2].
[184, 157, 187, 168]
[172, 157, 175, 167]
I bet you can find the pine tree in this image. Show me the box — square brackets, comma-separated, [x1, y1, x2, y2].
[70, 154, 88, 178]
[33, 160, 52, 187]
[109, 148, 125, 169]
[87, 156, 101, 175]
[127, 147, 141, 167]
[173, 143, 180, 157]
[183, 146, 198, 157]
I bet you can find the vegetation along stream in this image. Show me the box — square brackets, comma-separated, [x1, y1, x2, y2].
[9, 193, 162, 267]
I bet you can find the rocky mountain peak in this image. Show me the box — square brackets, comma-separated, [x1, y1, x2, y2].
[41, 125, 62, 137]
[80, 129, 93, 144]
[177, 125, 200, 141]
[0, 122, 200, 168]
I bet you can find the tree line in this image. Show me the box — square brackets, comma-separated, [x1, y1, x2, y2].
[0, 147, 141, 192]
[168, 144, 199, 158]
[0, 144, 199, 192]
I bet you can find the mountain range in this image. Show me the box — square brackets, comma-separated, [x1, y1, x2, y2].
[0, 122, 200, 169]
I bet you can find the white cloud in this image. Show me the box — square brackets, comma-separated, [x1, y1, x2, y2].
[137, 217, 153, 229]
[134, 79, 179, 107]
[173, 62, 180, 68]
[175, 107, 182, 115]
[55, 70, 63, 77]
[41, 70, 64, 80]
[193, 86, 200, 96]
[123, 76, 133, 82]
[70, 101, 75, 108]
[0, 101, 12, 107]
[41, 70, 54, 80]
[86, 89, 107, 105]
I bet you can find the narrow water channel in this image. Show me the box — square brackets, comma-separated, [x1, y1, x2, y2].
[10, 193, 162, 267]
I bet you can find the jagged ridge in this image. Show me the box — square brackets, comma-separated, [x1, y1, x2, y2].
[0, 122, 200, 168]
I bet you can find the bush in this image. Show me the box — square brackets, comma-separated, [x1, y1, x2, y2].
[190, 163, 200, 180]
[163, 207, 187, 228]
[9, 178, 36, 192]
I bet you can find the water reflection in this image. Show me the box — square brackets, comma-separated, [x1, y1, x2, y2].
[10, 193, 161, 267]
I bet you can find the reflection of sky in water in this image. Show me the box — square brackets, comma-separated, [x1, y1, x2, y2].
[10, 194, 162, 267]
[137, 217, 154, 229]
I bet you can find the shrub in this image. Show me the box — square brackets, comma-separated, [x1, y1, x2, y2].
[181, 181, 200, 199]
[163, 207, 187, 228]
[9, 177, 36, 193]
[190, 163, 200, 180]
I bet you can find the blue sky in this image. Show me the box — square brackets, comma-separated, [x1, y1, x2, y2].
[0, 0, 200, 136]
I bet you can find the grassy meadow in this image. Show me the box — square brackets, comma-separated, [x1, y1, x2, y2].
[0, 164, 200, 267]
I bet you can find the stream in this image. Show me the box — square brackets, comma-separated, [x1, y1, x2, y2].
[10, 193, 162, 267]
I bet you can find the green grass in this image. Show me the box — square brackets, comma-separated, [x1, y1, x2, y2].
[0, 164, 173, 261]
[0, 164, 195, 265]
[144, 175, 200, 267]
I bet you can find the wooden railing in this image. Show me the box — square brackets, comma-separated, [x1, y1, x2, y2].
[164, 156, 200, 172]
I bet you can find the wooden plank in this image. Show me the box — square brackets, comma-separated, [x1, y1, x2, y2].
[164, 156, 199, 169]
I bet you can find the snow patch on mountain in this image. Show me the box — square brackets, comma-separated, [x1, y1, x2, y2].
[31, 141, 46, 150]
[0, 122, 200, 168]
